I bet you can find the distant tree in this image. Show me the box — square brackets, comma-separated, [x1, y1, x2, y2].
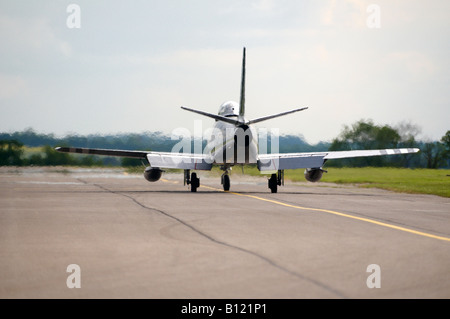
[42, 145, 74, 165]
[27, 153, 44, 166]
[395, 121, 422, 167]
[0, 140, 24, 166]
[121, 157, 143, 167]
[101, 157, 121, 166]
[78, 155, 103, 167]
[374, 125, 401, 149]
[328, 119, 403, 167]
[422, 141, 446, 169]
[442, 131, 450, 155]
[396, 121, 422, 147]
[440, 130, 450, 167]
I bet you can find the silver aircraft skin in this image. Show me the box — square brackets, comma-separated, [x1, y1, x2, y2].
[56, 47, 419, 193]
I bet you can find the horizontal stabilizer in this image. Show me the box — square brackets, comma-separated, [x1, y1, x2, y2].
[181, 106, 244, 125]
[247, 107, 308, 125]
[182, 106, 308, 126]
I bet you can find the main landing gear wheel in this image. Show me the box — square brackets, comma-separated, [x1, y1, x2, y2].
[268, 170, 284, 193]
[190, 172, 200, 192]
[268, 174, 277, 193]
[220, 166, 232, 191]
[222, 174, 230, 191]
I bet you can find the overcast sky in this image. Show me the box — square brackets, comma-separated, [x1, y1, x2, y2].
[0, 0, 448, 144]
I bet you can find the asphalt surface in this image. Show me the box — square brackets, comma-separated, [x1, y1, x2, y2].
[1, 167, 449, 298]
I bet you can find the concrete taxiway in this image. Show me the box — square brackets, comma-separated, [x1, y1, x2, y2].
[1, 167, 449, 298]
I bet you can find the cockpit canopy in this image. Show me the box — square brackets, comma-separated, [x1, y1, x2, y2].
[218, 101, 239, 117]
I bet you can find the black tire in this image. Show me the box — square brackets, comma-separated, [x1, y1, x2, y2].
[268, 174, 277, 193]
[223, 174, 230, 191]
[191, 173, 199, 192]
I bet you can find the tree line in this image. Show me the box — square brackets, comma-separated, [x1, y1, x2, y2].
[0, 121, 449, 168]
[328, 120, 449, 168]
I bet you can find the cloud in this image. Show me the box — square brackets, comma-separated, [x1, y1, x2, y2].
[0, 74, 27, 99]
[252, 0, 275, 12]
[384, 51, 437, 81]
[0, 15, 72, 58]
[320, 0, 367, 28]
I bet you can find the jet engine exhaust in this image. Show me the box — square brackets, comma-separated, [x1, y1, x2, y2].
[304, 168, 325, 182]
[144, 167, 163, 182]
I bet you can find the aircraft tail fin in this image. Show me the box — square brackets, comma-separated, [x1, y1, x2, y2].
[182, 47, 308, 126]
[239, 47, 246, 118]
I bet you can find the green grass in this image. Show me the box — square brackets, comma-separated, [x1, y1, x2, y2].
[22, 146, 44, 156]
[285, 167, 450, 198]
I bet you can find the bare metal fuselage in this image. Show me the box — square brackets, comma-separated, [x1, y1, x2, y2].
[206, 116, 258, 166]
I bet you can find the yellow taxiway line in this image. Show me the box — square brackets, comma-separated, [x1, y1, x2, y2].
[200, 185, 450, 242]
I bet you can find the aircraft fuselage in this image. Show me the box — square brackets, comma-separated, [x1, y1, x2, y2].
[206, 108, 258, 166]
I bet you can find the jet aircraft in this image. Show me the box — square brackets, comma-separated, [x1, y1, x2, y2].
[56, 48, 419, 193]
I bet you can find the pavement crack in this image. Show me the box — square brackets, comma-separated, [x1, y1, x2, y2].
[87, 180, 347, 298]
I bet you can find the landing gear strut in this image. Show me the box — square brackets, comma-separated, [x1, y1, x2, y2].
[268, 169, 284, 193]
[184, 169, 200, 192]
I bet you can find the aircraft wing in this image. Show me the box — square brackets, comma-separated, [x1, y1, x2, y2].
[146, 152, 212, 170]
[55, 147, 213, 170]
[55, 147, 148, 158]
[257, 148, 420, 171]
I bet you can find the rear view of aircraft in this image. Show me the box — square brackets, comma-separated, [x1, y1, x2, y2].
[56, 47, 419, 193]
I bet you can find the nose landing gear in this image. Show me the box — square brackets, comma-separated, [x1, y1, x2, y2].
[184, 169, 200, 192]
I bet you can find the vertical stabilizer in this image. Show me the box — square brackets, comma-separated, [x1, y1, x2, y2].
[239, 47, 246, 117]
